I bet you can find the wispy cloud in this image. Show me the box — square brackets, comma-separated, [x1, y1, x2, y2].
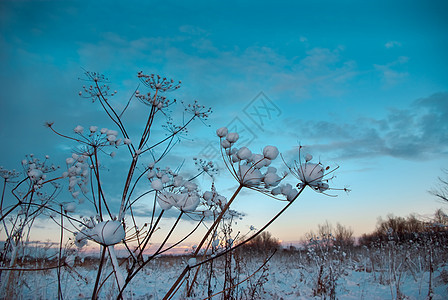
[385, 41, 402, 48]
[179, 25, 208, 36]
[374, 56, 409, 87]
[283, 92, 448, 161]
[75, 32, 359, 103]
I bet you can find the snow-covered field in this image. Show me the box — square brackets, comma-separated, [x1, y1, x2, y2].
[7, 246, 448, 300]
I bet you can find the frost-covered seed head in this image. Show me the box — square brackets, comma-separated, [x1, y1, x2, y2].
[298, 163, 324, 185]
[74, 125, 84, 134]
[281, 183, 293, 195]
[286, 188, 299, 201]
[221, 139, 231, 149]
[161, 174, 170, 184]
[226, 132, 239, 143]
[216, 127, 228, 138]
[183, 181, 198, 192]
[173, 175, 184, 187]
[271, 186, 282, 196]
[263, 145, 279, 160]
[267, 167, 277, 174]
[263, 172, 282, 187]
[317, 182, 329, 192]
[251, 154, 271, 169]
[88, 221, 125, 246]
[203, 191, 213, 201]
[175, 192, 200, 211]
[157, 191, 174, 210]
[106, 129, 118, 137]
[216, 195, 227, 207]
[63, 202, 77, 213]
[238, 164, 262, 186]
[237, 147, 252, 160]
[28, 169, 43, 181]
[305, 153, 313, 162]
[151, 179, 163, 191]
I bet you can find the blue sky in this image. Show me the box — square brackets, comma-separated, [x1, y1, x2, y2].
[1, 0, 447, 245]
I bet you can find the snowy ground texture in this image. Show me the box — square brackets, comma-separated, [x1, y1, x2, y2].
[5, 246, 448, 300]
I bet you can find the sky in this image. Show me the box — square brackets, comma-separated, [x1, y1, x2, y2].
[1, 0, 447, 247]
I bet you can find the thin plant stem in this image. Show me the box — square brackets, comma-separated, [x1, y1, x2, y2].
[116, 211, 184, 299]
[193, 185, 306, 270]
[187, 216, 220, 296]
[201, 249, 277, 300]
[57, 205, 64, 300]
[163, 184, 243, 300]
[0, 179, 7, 212]
[92, 246, 107, 300]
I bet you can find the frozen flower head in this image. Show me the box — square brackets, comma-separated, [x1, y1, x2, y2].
[89, 126, 98, 134]
[78, 71, 115, 103]
[74, 232, 88, 248]
[201, 184, 228, 211]
[157, 191, 175, 210]
[0, 167, 20, 182]
[238, 163, 262, 186]
[285, 146, 347, 195]
[74, 125, 84, 134]
[175, 192, 200, 212]
[298, 163, 324, 186]
[237, 147, 252, 160]
[80, 220, 125, 246]
[216, 127, 228, 138]
[48, 121, 126, 165]
[27, 169, 44, 182]
[183, 100, 212, 119]
[19, 154, 59, 189]
[221, 139, 231, 149]
[263, 145, 279, 160]
[193, 157, 218, 179]
[151, 178, 164, 191]
[64, 153, 90, 199]
[63, 202, 77, 213]
[226, 132, 239, 144]
[138, 72, 181, 92]
[217, 126, 286, 194]
[156, 190, 200, 212]
[146, 166, 203, 213]
[135, 89, 174, 109]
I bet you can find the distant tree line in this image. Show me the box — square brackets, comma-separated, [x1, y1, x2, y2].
[358, 209, 448, 246]
[236, 209, 448, 255]
[303, 221, 355, 250]
[237, 231, 281, 254]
